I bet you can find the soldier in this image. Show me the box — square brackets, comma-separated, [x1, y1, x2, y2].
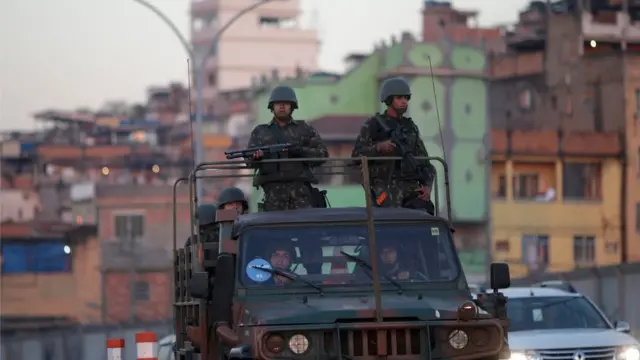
[184, 203, 218, 247]
[351, 77, 436, 212]
[247, 85, 329, 211]
[218, 187, 249, 215]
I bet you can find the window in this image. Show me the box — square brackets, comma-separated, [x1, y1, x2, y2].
[240, 222, 459, 287]
[259, 16, 281, 27]
[562, 163, 601, 200]
[521, 234, 549, 271]
[495, 175, 506, 198]
[573, 235, 596, 265]
[0, 242, 72, 274]
[114, 214, 145, 240]
[519, 89, 533, 110]
[135, 280, 150, 301]
[513, 173, 539, 200]
[495, 240, 510, 252]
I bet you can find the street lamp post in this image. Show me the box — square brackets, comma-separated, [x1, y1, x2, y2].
[132, 0, 278, 200]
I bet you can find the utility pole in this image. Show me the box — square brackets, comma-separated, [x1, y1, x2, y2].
[131, 0, 282, 201]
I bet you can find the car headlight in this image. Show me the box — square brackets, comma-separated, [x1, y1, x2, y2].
[510, 351, 541, 360]
[288, 334, 310, 354]
[619, 346, 640, 360]
[449, 330, 469, 349]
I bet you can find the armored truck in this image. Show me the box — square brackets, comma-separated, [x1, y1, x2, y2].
[172, 156, 511, 360]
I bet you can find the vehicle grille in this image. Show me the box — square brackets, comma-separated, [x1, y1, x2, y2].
[539, 347, 617, 360]
[338, 329, 423, 357]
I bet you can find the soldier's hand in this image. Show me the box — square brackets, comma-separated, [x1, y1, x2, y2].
[253, 150, 264, 159]
[415, 186, 431, 200]
[375, 140, 396, 154]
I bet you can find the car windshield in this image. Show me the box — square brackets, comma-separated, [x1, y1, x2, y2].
[507, 296, 610, 331]
[239, 222, 459, 287]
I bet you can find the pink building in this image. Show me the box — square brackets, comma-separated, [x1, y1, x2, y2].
[190, 0, 319, 112]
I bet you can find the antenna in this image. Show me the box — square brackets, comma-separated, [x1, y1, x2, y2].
[427, 56, 448, 165]
[187, 59, 196, 169]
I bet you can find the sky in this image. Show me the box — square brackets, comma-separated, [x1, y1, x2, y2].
[0, 0, 530, 131]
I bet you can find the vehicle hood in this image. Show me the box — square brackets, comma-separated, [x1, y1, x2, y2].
[509, 329, 638, 350]
[242, 294, 470, 326]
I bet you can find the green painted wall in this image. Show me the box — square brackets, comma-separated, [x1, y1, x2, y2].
[250, 40, 490, 223]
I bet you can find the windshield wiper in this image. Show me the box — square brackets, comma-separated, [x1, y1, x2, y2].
[252, 266, 323, 294]
[340, 251, 403, 292]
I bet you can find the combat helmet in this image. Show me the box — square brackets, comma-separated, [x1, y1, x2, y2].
[197, 203, 218, 226]
[268, 85, 298, 110]
[379, 77, 411, 103]
[218, 187, 248, 211]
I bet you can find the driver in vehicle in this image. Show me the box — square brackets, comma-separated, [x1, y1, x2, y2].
[379, 244, 411, 280]
[267, 245, 293, 285]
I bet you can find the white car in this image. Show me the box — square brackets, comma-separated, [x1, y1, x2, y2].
[504, 286, 639, 360]
[158, 334, 175, 360]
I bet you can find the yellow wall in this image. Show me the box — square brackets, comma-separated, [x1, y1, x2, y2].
[491, 158, 623, 278]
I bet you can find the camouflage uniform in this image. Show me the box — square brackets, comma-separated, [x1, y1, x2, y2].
[352, 77, 436, 209]
[184, 203, 218, 247]
[247, 85, 329, 211]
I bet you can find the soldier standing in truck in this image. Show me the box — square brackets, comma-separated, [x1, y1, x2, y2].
[351, 77, 436, 213]
[247, 85, 329, 211]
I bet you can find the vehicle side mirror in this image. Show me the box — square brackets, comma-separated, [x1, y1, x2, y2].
[490, 262, 511, 290]
[189, 272, 210, 299]
[615, 321, 631, 333]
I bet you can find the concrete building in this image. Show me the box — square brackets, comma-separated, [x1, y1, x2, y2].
[190, 0, 319, 112]
[422, 1, 505, 53]
[489, 0, 640, 273]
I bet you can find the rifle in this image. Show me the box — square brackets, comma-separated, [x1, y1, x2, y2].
[224, 143, 292, 159]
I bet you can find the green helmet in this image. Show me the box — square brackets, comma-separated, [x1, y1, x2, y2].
[218, 187, 248, 211]
[197, 204, 218, 226]
[268, 85, 298, 110]
[379, 77, 411, 103]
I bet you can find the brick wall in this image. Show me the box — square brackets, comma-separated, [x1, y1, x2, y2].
[104, 270, 172, 322]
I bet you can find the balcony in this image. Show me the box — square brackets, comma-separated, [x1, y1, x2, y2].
[582, 12, 640, 42]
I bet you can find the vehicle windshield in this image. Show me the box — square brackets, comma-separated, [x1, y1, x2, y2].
[239, 222, 459, 287]
[507, 296, 610, 331]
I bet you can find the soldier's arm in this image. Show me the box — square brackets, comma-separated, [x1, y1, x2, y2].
[299, 124, 329, 166]
[414, 127, 436, 188]
[245, 126, 265, 167]
[351, 118, 379, 157]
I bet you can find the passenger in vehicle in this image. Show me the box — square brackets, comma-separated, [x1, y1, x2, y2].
[378, 244, 411, 280]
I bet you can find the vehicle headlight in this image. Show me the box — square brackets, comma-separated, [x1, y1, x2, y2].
[619, 346, 640, 360]
[288, 334, 310, 354]
[510, 351, 541, 360]
[448, 330, 469, 349]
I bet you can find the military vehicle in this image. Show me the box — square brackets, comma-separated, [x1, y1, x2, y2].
[171, 156, 511, 360]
